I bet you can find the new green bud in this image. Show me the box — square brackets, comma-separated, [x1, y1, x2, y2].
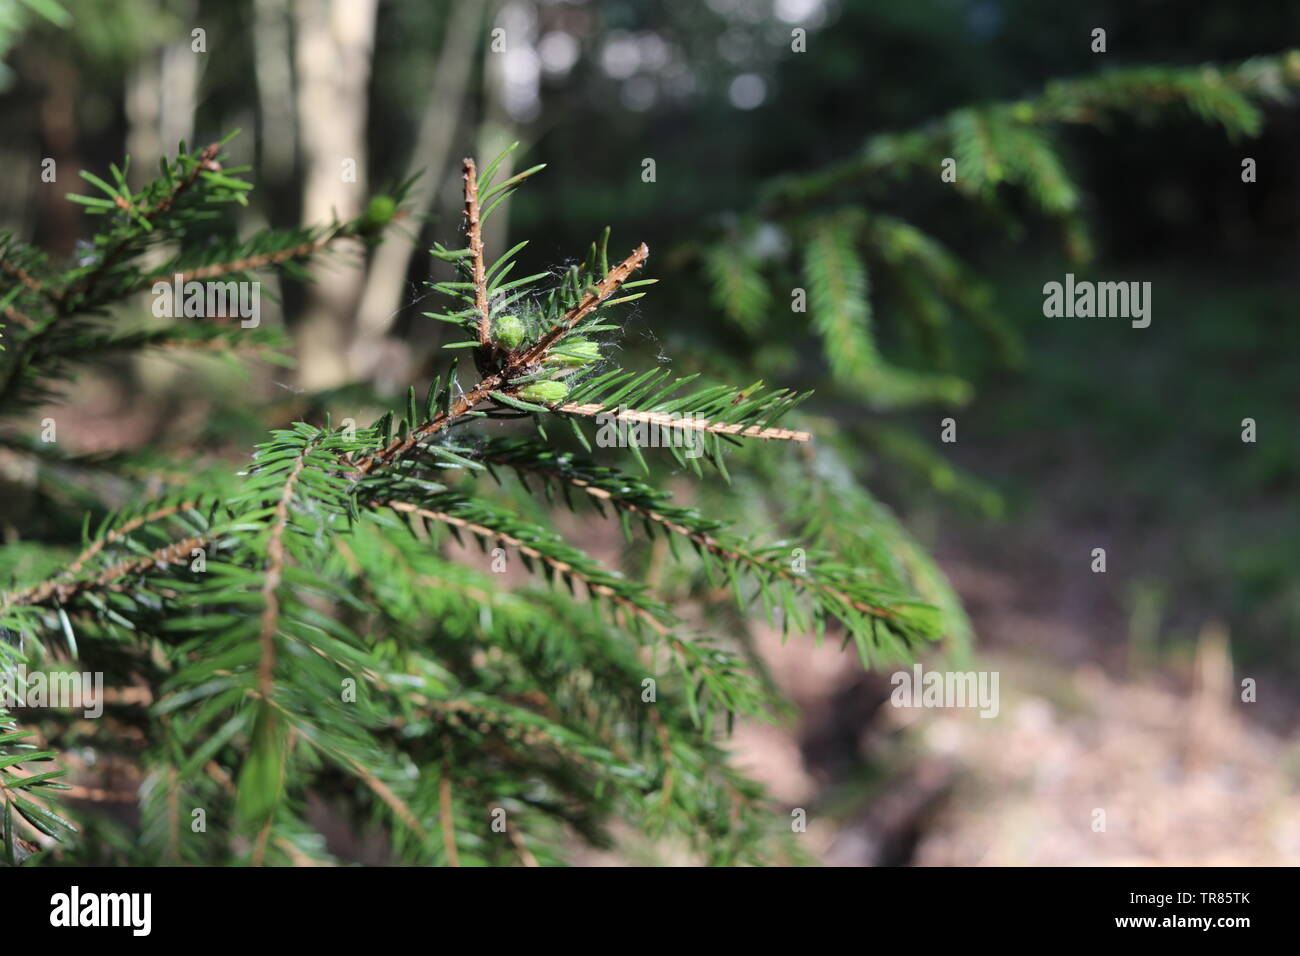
[544, 337, 601, 368]
[493, 314, 526, 350]
[356, 195, 397, 235]
[519, 380, 569, 404]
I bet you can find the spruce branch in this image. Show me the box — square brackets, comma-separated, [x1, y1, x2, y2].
[476, 438, 918, 637]
[1, 142, 970, 866]
[0, 252, 61, 304]
[0, 135, 405, 421]
[759, 50, 1300, 212]
[3, 534, 207, 608]
[352, 243, 650, 477]
[66, 142, 223, 308]
[134, 231, 347, 290]
[64, 501, 200, 576]
[381, 499, 675, 636]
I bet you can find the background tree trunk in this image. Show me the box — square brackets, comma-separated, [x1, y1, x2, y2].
[292, 0, 378, 390]
[253, 0, 296, 184]
[349, 0, 487, 392]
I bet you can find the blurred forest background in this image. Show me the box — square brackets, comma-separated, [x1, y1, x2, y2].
[1, 0, 1298, 864]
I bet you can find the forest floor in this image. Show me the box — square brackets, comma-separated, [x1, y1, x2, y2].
[727, 537, 1300, 866]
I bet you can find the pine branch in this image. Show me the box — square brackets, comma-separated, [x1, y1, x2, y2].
[1, 708, 76, 864]
[760, 50, 1300, 212]
[0, 136, 403, 420]
[803, 215, 970, 408]
[703, 241, 771, 333]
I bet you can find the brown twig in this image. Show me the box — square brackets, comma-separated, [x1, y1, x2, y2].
[257, 442, 312, 701]
[517, 243, 649, 366]
[2, 304, 35, 331]
[462, 158, 491, 347]
[488, 800, 540, 867]
[439, 762, 460, 866]
[648, 707, 675, 811]
[65, 501, 198, 576]
[251, 817, 274, 866]
[167, 764, 179, 862]
[0, 254, 61, 303]
[339, 753, 428, 840]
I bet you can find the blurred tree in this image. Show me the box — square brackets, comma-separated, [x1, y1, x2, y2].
[352, 0, 489, 386]
[292, 0, 379, 389]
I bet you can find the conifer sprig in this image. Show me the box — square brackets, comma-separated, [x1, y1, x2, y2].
[0, 143, 950, 866]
